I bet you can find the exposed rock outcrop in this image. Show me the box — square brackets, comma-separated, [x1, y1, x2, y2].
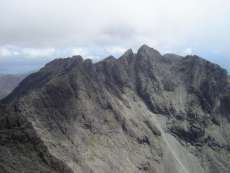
[0, 45, 230, 173]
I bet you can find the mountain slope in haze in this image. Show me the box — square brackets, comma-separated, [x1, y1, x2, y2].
[0, 45, 230, 173]
[0, 74, 27, 99]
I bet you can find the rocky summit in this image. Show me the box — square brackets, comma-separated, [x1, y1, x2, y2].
[0, 45, 230, 173]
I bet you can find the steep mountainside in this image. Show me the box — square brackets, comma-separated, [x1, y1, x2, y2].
[0, 74, 27, 99]
[0, 45, 230, 173]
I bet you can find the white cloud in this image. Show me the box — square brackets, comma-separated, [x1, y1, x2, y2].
[0, 0, 229, 73]
[71, 48, 88, 57]
[0, 0, 229, 50]
[183, 48, 193, 55]
[0, 46, 19, 58]
[21, 48, 55, 58]
[105, 46, 126, 56]
[0, 47, 12, 57]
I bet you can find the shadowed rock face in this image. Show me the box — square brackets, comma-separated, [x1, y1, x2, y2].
[0, 74, 27, 99]
[0, 45, 230, 173]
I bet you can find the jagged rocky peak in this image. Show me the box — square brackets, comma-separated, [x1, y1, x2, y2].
[0, 44, 230, 173]
[43, 55, 84, 72]
[178, 54, 229, 87]
[163, 53, 183, 61]
[103, 55, 116, 62]
[122, 48, 134, 57]
[137, 44, 161, 57]
[118, 49, 135, 66]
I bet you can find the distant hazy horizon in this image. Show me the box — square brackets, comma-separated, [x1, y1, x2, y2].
[0, 46, 229, 75]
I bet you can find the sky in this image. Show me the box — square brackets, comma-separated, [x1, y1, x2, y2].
[0, 0, 230, 74]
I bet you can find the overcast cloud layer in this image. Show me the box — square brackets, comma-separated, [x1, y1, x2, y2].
[0, 0, 230, 73]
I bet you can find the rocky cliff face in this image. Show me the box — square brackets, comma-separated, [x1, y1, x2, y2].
[0, 45, 230, 173]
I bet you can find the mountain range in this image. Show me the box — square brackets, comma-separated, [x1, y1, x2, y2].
[0, 74, 27, 99]
[0, 45, 229, 173]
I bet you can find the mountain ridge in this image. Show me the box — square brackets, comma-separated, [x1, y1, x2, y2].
[0, 44, 230, 173]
